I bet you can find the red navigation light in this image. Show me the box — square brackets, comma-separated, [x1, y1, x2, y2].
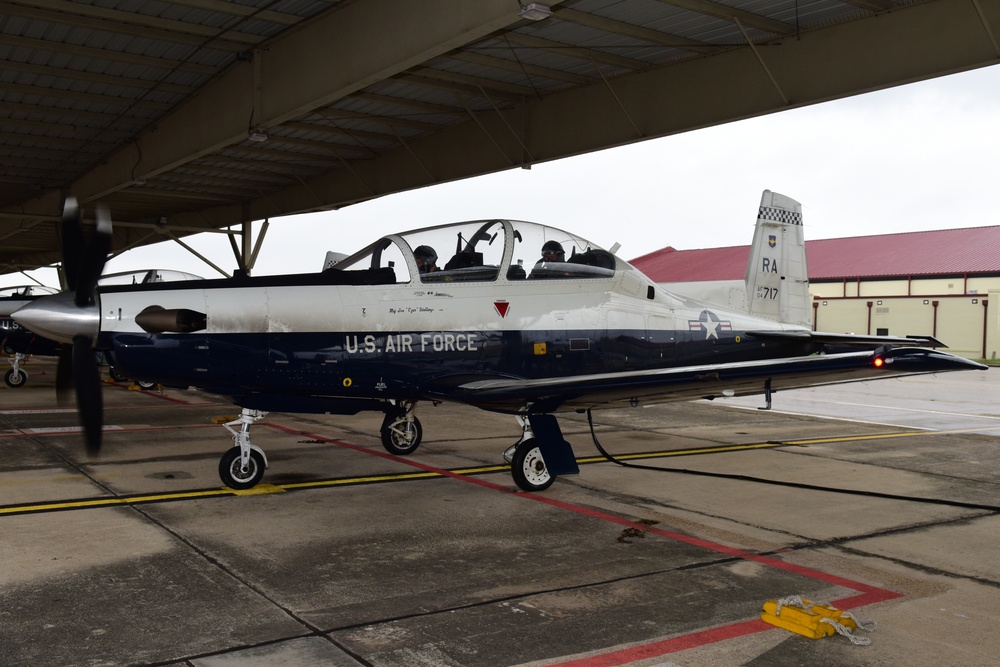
[873, 356, 885, 368]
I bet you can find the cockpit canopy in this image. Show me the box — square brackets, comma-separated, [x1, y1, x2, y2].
[0, 285, 58, 299]
[98, 269, 205, 286]
[332, 219, 617, 285]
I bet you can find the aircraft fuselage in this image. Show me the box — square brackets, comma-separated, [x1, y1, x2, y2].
[99, 267, 813, 415]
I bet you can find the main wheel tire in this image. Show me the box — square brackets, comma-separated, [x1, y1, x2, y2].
[218, 447, 266, 490]
[510, 438, 555, 492]
[380, 413, 423, 455]
[4, 368, 27, 388]
[135, 379, 157, 390]
[108, 366, 126, 382]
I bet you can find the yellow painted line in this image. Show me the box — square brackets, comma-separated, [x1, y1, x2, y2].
[0, 488, 233, 516]
[783, 424, 1000, 446]
[231, 483, 287, 496]
[5, 424, 997, 517]
[278, 470, 443, 490]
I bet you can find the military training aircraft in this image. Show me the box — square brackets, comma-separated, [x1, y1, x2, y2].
[1, 285, 60, 387]
[13, 193, 987, 491]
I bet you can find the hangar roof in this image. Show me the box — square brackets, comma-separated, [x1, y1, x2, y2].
[631, 225, 1000, 282]
[2, 0, 999, 275]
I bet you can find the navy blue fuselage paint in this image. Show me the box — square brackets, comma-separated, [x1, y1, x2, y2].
[104, 327, 814, 413]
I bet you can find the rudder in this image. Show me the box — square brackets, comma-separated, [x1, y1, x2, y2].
[745, 190, 811, 326]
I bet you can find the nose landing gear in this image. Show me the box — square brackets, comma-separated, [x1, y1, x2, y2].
[219, 409, 269, 490]
[5, 353, 28, 388]
[380, 401, 423, 455]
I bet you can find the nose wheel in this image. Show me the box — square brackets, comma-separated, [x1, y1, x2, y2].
[380, 403, 423, 455]
[219, 447, 266, 490]
[5, 354, 27, 388]
[219, 409, 269, 490]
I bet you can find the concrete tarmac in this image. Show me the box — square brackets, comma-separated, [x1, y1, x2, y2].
[1, 358, 998, 667]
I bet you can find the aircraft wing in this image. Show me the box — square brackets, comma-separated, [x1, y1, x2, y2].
[423, 347, 985, 414]
[746, 329, 946, 348]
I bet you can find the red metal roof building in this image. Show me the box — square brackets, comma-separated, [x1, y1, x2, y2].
[630, 226, 1000, 360]
[631, 226, 1000, 283]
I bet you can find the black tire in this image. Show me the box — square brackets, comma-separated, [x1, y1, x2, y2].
[380, 412, 423, 455]
[4, 368, 27, 388]
[108, 366, 126, 382]
[135, 379, 157, 390]
[218, 447, 266, 490]
[510, 438, 555, 492]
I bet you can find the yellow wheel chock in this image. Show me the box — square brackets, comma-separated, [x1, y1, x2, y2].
[761, 596, 876, 645]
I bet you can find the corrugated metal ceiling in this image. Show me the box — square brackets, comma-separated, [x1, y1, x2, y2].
[1, 0, 995, 274]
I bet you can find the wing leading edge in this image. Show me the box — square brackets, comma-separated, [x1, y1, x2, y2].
[424, 347, 986, 414]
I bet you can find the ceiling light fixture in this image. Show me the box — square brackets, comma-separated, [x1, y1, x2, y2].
[248, 129, 268, 142]
[519, 3, 551, 21]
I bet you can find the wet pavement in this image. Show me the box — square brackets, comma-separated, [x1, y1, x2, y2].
[1, 357, 998, 666]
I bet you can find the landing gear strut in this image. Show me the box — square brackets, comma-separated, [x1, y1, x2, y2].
[4, 353, 27, 388]
[219, 409, 269, 490]
[510, 439, 553, 492]
[507, 416, 553, 492]
[380, 401, 423, 455]
[504, 415, 579, 492]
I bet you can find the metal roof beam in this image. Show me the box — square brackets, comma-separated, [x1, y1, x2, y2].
[553, 7, 713, 53]
[5, 0, 261, 48]
[652, 0, 794, 35]
[162, 0, 306, 26]
[65, 0, 568, 207]
[0, 34, 219, 75]
[500, 33, 649, 72]
[0, 60, 196, 95]
[160, 0, 1000, 229]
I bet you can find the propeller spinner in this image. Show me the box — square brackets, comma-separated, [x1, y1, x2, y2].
[13, 198, 111, 455]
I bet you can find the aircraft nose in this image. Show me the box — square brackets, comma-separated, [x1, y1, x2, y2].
[12, 292, 99, 344]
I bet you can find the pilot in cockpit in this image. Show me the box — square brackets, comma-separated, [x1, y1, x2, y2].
[538, 240, 565, 265]
[414, 245, 439, 274]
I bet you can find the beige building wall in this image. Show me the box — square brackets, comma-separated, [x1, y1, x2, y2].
[812, 292, 994, 359]
[811, 275, 1000, 299]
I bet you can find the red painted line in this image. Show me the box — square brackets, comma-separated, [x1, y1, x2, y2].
[264, 423, 903, 665]
[0, 423, 218, 440]
[265, 423, 901, 588]
[107, 384, 215, 406]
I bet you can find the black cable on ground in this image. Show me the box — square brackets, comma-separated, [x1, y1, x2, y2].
[585, 410, 1000, 513]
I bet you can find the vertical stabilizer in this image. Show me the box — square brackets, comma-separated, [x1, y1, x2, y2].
[745, 190, 811, 326]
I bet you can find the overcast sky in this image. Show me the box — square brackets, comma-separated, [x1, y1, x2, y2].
[8, 63, 1000, 288]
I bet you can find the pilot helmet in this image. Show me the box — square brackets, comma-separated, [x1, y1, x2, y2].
[541, 240, 565, 262]
[413, 245, 438, 270]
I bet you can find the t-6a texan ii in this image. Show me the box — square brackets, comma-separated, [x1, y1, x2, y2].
[14, 192, 986, 491]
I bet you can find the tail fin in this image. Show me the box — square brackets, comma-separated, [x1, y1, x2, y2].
[745, 190, 811, 327]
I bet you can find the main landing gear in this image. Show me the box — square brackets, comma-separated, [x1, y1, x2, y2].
[211, 405, 576, 494]
[504, 415, 579, 492]
[5, 353, 27, 388]
[219, 409, 269, 490]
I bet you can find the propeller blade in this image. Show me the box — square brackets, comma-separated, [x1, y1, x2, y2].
[60, 197, 83, 293]
[74, 205, 112, 308]
[55, 343, 74, 408]
[72, 334, 103, 456]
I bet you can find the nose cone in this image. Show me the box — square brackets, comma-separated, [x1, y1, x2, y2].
[12, 292, 99, 344]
